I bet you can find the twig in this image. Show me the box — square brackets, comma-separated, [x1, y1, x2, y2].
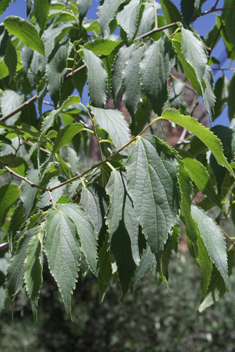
[4, 165, 47, 191]
[0, 242, 9, 253]
[48, 190, 56, 208]
[194, 6, 235, 21]
[134, 22, 178, 41]
[153, 0, 158, 29]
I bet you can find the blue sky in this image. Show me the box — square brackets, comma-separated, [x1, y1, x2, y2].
[0, 0, 233, 127]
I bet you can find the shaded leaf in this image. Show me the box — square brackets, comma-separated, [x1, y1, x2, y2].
[4, 16, 45, 56]
[84, 39, 121, 56]
[98, 233, 112, 303]
[228, 74, 235, 122]
[213, 75, 229, 121]
[197, 235, 212, 302]
[20, 168, 40, 218]
[202, 65, 215, 117]
[180, 0, 195, 26]
[1, 90, 24, 125]
[98, 0, 126, 36]
[0, 0, 11, 16]
[34, 0, 50, 31]
[160, 0, 182, 34]
[0, 184, 19, 228]
[116, 0, 141, 41]
[0, 25, 9, 61]
[4, 39, 17, 83]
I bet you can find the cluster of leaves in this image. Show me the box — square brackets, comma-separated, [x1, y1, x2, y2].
[0, 0, 235, 323]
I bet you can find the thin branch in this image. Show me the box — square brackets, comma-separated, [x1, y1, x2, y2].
[220, 226, 235, 246]
[48, 190, 56, 208]
[135, 22, 178, 41]
[194, 6, 235, 21]
[153, 0, 158, 29]
[0, 242, 9, 253]
[4, 165, 47, 191]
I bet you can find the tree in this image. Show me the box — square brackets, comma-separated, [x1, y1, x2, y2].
[0, 0, 235, 323]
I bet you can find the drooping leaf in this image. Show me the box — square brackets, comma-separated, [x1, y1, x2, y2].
[224, 5, 235, 47]
[8, 202, 25, 250]
[116, 0, 141, 42]
[34, 0, 50, 31]
[97, 0, 126, 36]
[105, 171, 138, 298]
[24, 226, 43, 324]
[209, 125, 235, 195]
[0, 184, 19, 228]
[83, 48, 107, 108]
[98, 233, 112, 303]
[46, 39, 69, 108]
[126, 136, 180, 259]
[4, 39, 17, 83]
[84, 39, 121, 56]
[45, 208, 80, 318]
[132, 245, 156, 285]
[183, 157, 221, 208]
[160, 0, 182, 34]
[161, 109, 234, 175]
[228, 74, 235, 122]
[0, 0, 11, 16]
[77, 0, 93, 21]
[59, 204, 98, 276]
[6, 228, 37, 296]
[140, 36, 176, 115]
[0, 25, 9, 61]
[168, 79, 185, 109]
[90, 106, 131, 150]
[191, 206, 228, 290]
[180, 0, 195, 26]
[122, 43, 147, 117]
[136, 3, 159, 38]
[202, 65, 215, 117]
[20, 168, 40, 219]
[111, 44, 135, 99]
[4, 16, 45, 56]
[1, 90, 24, 125]
[213, 75, 229, 121]
[197, 235, 212, 302]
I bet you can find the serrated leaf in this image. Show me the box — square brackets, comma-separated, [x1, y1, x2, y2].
[116, 0, 141, 41]
[213, 75, 229, 121]
[180, 0, 194, 26]
[225, 6, 235, 47]
[191, 206, 228, 290]
[111, 44, 135, 99]
[203, 65, 215, 117]
[0, 0, 11, 16]
[183, 157, 221, 209]
[209, 125, 235, 195]
[140, 37, 176, 115]
[136, 3, 157, 38]
[77, 0, 92, 21]
[45, 208, 80, 318]
[67, 147, 79, 176]
[6, 228, 37, 296]
[181, 28, 207, 84]
[4, 39, 17, 83]
[161, 109, 234, 175]
[90, 106, 130, 150]
[59, 204, 98, 276]
[197, 235, 212, 302]
[71, 61, 87, 97]
[4, 16, 45, 56]
[0, 184, 19, 228]
[83, 48, 107, 108]
[20, 168, 40, 219]
[34, 0, 50, 31]
[0, 25, 9, 61]
[46, 39, 69, 108]
[132, 245, 156, 285]
[84, 39, 121, 56]
[168, 79, 185, 109]
[228, 74, 235, 122]
[160, 0, 182, 34]
[98, 0, 126, 36]
[106, 171, 138, 298]
[24, 227, 43, 325]
[8, 203, 25, 249]
[37, 177, 65, 210]
[1, 90, 24, 125]
[126, 136, 180, 259]
[98, 233, 112, 303]
[122, 44, 147, 117]
[80, 183, 108, 240]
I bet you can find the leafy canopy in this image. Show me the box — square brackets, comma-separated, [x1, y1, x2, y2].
[0, 0, 235, 323]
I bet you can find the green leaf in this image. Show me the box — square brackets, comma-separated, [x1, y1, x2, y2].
[160, 0, 182, 34]
[59, 204, 98, 276]
[213, 75, 229, 121]
[0, 25, 9, 61]
[45, 208, 80, 318]
[46, 39, 69, 108]
[111, 44, 135, 99]
[209, 125, 235, 195]
[105, 171, 138, 299]
[24, 226, 43, 325]
[37, 177, 65, 210]
[80, 183, 108, 240]
[140, 36, 176, 115]
[228, 74, 235, 122]
[0, 0, 11, 16]
[183, 158, 221, 209]
[90, 106, 131, 150]
[197, 235, 212, 302]
[71, 61, 87, 97]
[116, 0, 141, 41]
[1, 90, 24, 125]
[180, 0, 194, 26]
[122, 43, 147, 117]
[8, 202, 25, 249]
[168, 79, 185, 109]
[191, 206, 228, 290]
[0, 184, 19, 228]
[4, 16, 45, 56]
[204, 23, 222, 49]
[161, 109, 234, 175]
[98, 233, 112, 303]
[84, 39, 121, 56]
[34, 0, 50, 31]
[77, 0, 93, 21]
[136, 3, 157, 38]
[6, 228, 37, 296]
[126, 136, 180, 259]
[181, 28, 207, 84]
[4, 39, 17, 83]
[97, 0, 126, 36]
[202, 65, 215, 117]
[225, 6, 235, 47]
[83, 48, 107, 108]
[132, 246, 156, 285]
[20, 168, 40, 219]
